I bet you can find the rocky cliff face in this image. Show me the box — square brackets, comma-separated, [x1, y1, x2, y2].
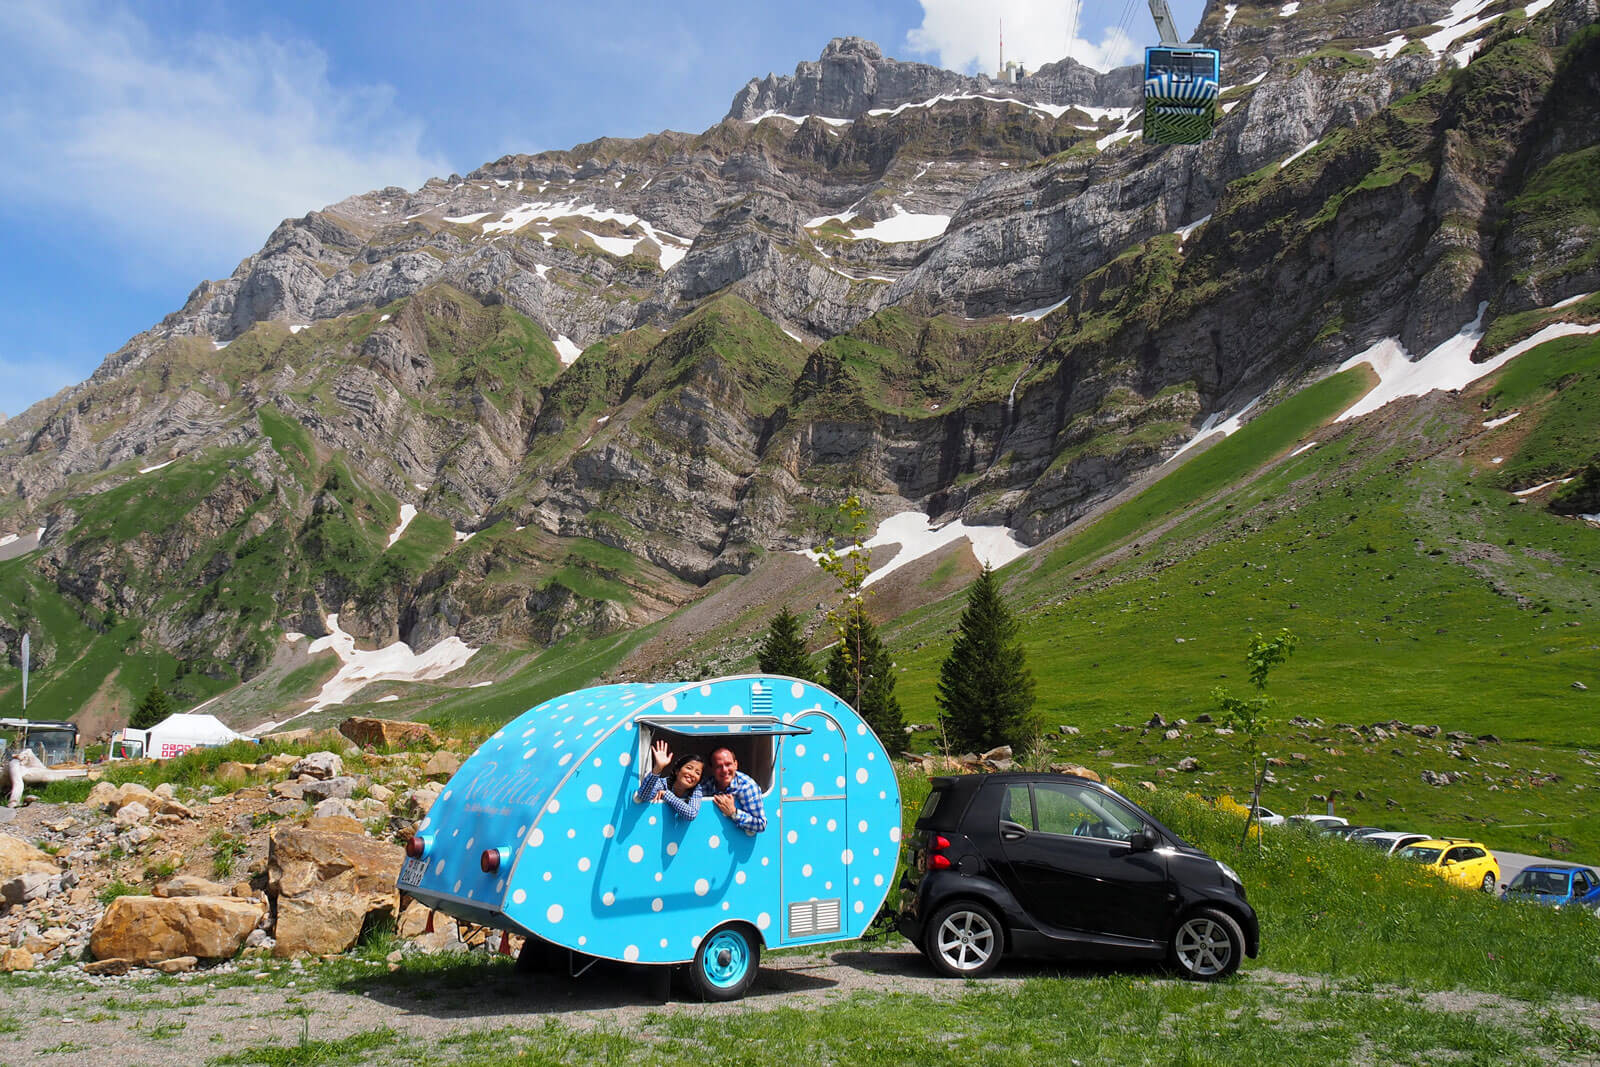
[0, 0, 1596, 706]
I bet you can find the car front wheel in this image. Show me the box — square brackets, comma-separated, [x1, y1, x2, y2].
[1170, 908, 1244, 981]
[924, 901, 1002, 978]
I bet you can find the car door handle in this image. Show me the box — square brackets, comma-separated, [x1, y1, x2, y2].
[1000, 820, 1029, 841]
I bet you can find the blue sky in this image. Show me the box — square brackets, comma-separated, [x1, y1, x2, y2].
[0, 0, 1205, 419]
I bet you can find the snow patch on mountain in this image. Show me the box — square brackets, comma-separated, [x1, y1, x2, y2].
[798, 511, 1028, 588]
[1338, 306, 1600, 422]
[252, 613, 477, 731]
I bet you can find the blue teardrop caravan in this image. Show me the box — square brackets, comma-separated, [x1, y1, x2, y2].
[398, 674, 902, 998]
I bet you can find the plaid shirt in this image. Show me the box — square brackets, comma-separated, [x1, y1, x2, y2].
[707, 770, 767, 833]
[633, 773, 703, 820]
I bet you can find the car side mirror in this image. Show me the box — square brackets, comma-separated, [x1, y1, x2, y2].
[1129, 829, 1157, 852]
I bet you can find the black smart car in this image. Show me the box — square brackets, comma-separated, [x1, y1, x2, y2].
[898, 773, 1260, 980]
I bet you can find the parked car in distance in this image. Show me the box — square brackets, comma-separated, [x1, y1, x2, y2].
[1252, 805, 1286, 827]
[1395, 838, 1501, 892]
[1288, 814, 1349, 831]
[1326, 825, 1386, 839]
[1358, 831, 1431, 856]
[1501, 865, 1600, 909]
[898, 773, 1260, 981]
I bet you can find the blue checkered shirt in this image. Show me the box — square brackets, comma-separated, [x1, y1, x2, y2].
[707, 770, 767, 833]
[633, 773, 703, 820]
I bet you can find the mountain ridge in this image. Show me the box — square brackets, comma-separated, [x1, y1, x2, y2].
[0, 0, 1597, 736]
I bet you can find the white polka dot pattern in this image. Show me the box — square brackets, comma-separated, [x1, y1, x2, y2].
[396, 678, 900, 967]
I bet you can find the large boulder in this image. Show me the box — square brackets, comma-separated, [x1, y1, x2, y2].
[339, 717, 439, 750]
[89, 895, 267, 963]
[420, 751, 461, 779]
[291, 752, 343, 780]
[0, 834, 57, 881]
[2, 870, 62, 905]
[268, 818, 404, 957]
[0, 948, 34, 972]
[112, 782, 162, 811]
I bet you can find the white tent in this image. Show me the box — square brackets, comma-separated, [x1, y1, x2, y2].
[137, 713, 255, 759]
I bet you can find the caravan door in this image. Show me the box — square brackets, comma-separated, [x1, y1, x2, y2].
[778, 708, 848, 945]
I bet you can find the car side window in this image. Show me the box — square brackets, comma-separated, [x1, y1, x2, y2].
[999, 784, 1033, 828]
[1031, 782, 1143, 840]
[1031, 783, 1095, 835]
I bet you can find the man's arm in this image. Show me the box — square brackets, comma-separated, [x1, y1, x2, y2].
[730, 776, 766, 833]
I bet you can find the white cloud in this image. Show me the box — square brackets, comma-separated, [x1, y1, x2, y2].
[0, 0, 449, 273]
[906, 0, 1142, 76]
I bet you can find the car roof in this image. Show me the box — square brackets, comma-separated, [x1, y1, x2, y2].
[1519, 864, 1592, 874]
[1406, 838, 1488, 848]
[929, 772, 1108, 793]
[1367, 831, 1425, 840]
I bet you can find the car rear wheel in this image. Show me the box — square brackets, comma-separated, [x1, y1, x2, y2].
[689, 923, 760, 1001]
[1170, 908, 1244, 981]
[1480, 872, 1496, 893]
[924, 901, 1002, 978]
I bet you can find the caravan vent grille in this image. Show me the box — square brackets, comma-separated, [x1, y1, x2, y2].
[750, 682, 773, 716]
[788, 898, 842, 937]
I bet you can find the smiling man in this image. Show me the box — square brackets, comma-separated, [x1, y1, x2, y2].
[705, 746, 767, 833]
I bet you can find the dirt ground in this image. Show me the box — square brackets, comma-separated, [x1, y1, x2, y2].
[5, 944, 1599, 1067]
[0, 947, 970, 1064]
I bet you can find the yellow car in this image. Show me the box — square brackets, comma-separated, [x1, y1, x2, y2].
[1395, 838, 1501, 893]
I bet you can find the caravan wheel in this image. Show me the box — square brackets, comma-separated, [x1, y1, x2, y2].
[689, 923, 760, 1001]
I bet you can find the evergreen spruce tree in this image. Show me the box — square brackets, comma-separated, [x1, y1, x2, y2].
[129, 684, 172, 730]
[825, 601, 904, 741]
[757, 606, 815, 682]
[935, 566, 1038, 751]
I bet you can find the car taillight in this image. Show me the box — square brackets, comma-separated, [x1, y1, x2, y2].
[406, 835, 427, 859]
[929, 834, 954, 869]
[481, 847, 508, 874]
[930, 853, 953, 869]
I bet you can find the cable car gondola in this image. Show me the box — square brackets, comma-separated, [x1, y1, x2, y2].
[1142, 1, 1221, 145]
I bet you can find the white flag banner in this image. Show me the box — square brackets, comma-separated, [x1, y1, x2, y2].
[19, 632, 28, 710]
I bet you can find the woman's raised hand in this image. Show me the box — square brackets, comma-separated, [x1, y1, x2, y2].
[651, 738, 673, 772]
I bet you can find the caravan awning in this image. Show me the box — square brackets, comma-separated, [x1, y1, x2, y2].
[637, 715, 812, 737]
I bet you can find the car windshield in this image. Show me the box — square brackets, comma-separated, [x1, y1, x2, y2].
[1508, 870, 1568, 894]
[1397, 846, 1442, 863]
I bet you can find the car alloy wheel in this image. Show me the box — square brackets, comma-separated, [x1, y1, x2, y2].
[690, 923, 760, 1001]
[1481, 872, 1496, 893]
[924, 901, 1002, 978]
[1170, 907, 1244, 981]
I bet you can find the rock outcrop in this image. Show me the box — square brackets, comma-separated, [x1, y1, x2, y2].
[89, 895, 267, 964]
[267, 817, 405, 957]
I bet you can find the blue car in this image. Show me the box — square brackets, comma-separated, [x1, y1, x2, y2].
[1500, 865, 1600, 910]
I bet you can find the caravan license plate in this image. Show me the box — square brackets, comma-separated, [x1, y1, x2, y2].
[399, 856, 427, 887]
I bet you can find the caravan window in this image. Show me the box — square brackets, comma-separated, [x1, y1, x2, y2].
[638, 724, 777, 793]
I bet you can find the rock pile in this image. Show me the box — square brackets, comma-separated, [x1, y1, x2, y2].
[0, 718, 477, 975]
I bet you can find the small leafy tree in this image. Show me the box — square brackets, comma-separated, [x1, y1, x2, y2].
[814, 495, 903, 739]
[824, 601, 904, 741]
[936, 565, 1037, 752]
[1213, 629, 1298, 847]
[757, 605, 815, 682]
[814, 494, 873, 708]
[129, 684, 173, 730]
